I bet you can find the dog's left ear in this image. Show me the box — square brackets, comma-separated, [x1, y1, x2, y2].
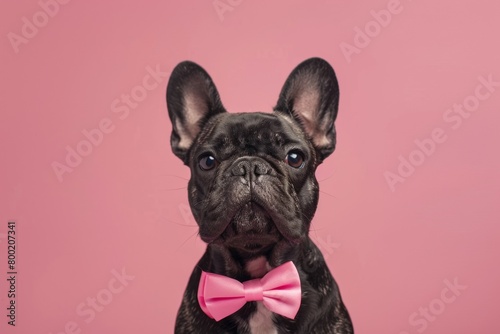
[274, 58, 340, 162]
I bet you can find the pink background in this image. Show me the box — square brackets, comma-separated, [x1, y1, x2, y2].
[1, 1, 499, 333]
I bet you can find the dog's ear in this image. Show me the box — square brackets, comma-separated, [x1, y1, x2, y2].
[274, 58, 340, 162]
[166, 61, 226, 163]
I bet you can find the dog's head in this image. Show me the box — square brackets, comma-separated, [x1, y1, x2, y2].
[166, 58, 339, 261]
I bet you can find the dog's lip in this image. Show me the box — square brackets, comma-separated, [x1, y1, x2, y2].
[248, 197, 303, 243]
[199, 200, 303, 245]
[201, 230, 280, 245]
[199, 227, 272, 244]
[199, 233, 221, 244]
[200, 224, 301, 245]
[223, 233, 280, 247]
[199, 201, 272, 243]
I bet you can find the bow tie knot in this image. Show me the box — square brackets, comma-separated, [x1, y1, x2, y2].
[197, 261, 302, 321]
[243, 278, 264, 301]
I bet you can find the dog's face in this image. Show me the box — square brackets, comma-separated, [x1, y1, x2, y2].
[167, 58, 339, 262]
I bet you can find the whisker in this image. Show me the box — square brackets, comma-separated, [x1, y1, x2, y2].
[189, 197, 208, 208]
[176, 230, 201, 251]
[298, 210, 312, 222]
[319, 190, 337, 199]
[157, 186, 188, 191]
[318, 174, 335, 182]
[154, 174, 189, 181]
[162, 218, 198, 227]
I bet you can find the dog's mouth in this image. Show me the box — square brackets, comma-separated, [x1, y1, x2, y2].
[223, 234, 279, 255]
[217, 201, 282, 253]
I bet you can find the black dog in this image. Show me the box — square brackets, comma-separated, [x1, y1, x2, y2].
[167, 58, 353, 333]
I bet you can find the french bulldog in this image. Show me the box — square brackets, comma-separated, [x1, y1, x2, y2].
[167, 58, 353, 333]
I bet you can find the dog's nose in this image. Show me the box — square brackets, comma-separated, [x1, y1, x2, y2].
[231, 158, 270, 179]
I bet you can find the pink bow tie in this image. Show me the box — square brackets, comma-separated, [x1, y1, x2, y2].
[197, 261, 302, 321]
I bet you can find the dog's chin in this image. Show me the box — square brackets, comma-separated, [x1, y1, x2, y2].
[215, 201, 282, 256]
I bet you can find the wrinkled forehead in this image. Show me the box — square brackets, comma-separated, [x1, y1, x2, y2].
[196, 112, 307, 155]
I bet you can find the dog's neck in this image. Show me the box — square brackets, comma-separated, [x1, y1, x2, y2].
[245, 256, 271, 278]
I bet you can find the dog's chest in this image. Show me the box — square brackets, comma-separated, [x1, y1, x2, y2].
[245, 257, 277, 334]
[249, 302, 277, 334]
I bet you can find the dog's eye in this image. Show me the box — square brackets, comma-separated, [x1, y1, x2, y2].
[199, 155, 218, 171]
[285, 151, 305, 169]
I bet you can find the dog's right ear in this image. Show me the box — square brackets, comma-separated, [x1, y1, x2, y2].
[166, 61, 226, 163]
[274, 58, 339, 163]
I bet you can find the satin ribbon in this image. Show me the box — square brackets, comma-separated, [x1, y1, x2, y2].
[197, 261, 301, 321]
